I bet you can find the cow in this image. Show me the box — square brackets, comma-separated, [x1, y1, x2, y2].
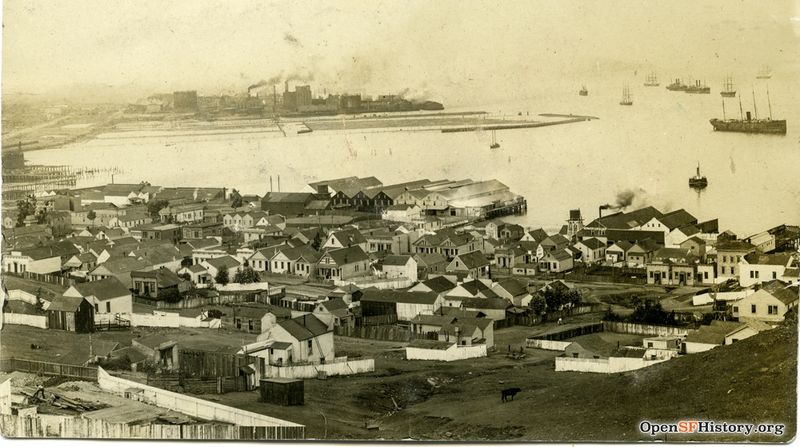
[501, 387, 521, 402]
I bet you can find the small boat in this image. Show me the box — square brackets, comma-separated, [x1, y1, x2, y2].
[689, 163, 708, 189]
[297, 128, 313, 134]
[490, 129, 500, 149]
[579, 85, 588, 96]
[644, 72, 659, 87]
[720, 76, 736, 97]
[756, 65, 772, 79]
[620, 85, 633, 106]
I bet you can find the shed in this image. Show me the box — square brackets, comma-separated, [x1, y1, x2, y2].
[260, 378, 304, 406]
[46, 295, 95, 333]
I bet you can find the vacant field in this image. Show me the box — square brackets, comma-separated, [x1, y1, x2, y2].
[212, 319, 796, 442]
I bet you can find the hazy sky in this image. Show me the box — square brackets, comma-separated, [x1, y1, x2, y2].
[3, 0, 798, 105]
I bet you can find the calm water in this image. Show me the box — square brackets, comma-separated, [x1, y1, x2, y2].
[27, 73, 800, 236]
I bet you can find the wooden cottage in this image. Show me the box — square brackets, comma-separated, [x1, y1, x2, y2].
[46, 295, 95, 333]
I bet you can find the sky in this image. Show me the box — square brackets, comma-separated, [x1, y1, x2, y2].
[3, 0, 799, 106]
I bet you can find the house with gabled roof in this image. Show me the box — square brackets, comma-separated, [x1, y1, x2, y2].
[413, 252, 448, 279]
[201, 255, 241, 280]
[322, 228, 368, 252]
[63, 276, 132, 314]
[716, 240, 757, 280]
[380, 254, 418, 281]
[536, 234, 571, 259]
[2, 240, 80, 274]
[573, 237, 607, 264]
[131, 267, 189, 298]
[646, 247, 701, 286]
[627, 239, 661, 267]
[46, 295, 95, 332]
[360, 290, 443, 321]
[411, 314, 495, 348]
[666, 224, 702, 248]
[492, 278, 533, 307]
[312, 298, 354, 330]
[447, 250, 490, 279]
[316, 246, 370, 281]
[460, 297, 512, 321]
[539, 249, 574, 273]
[409, 275, 457, 294]
[256, 314, 334, 364]
[605, 240, 633, 263]
[87, 256, 150, 285]
[177, 263, 212, 285]
[738, 252, 798, 287]
[270, 245, 321, 278]
[731, 281, 798, 322]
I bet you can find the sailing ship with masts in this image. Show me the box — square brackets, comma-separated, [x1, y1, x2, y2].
[710, 86, 786, 135]
[619, 85, 633, 106]
[644, 72, 659, 87]
[720, 76, 736, 97]
[489, 129, 500, 149]
[756, 65, 772, 79]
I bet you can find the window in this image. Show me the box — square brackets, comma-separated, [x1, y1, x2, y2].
[649, 271, 654, 278]
[647, 342, 653, 348]
[772, 271, 777, 279]
[733, 306, 738, 313]
[307, 339, 313, 354]
[704, 271, 709, 279]
[723, 256, 727, 262]
[750, 271, 755, 278]
[248, 319, 254, 331]
[106, 302, 111, 313]
[755, 271, 760, 278]
[235, 318, 242, 329]
[94, 303, 99, 312]
[572, 353, 579, 358]
[751, 304, 756, 314]
[721, 266, 726, 274]
[768, 305, 778, 315]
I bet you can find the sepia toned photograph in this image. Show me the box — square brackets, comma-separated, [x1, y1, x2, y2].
[0, 0, 797, 443]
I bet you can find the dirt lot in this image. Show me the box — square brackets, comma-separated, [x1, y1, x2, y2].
[210, 317, 796, 442]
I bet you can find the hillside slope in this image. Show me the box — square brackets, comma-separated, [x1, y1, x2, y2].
[376, 318, 797, 442]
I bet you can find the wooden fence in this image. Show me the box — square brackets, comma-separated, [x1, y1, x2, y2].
[0, 414, 304, 440]
[335, 324, 414, 342]
[146, 373, 245, 394]
[14, 271, 79, 286]
[527, 322, 605, 341]
[0, 357, 98, 380]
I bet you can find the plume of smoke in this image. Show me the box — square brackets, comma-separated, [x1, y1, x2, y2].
[615, 189, 637, 209]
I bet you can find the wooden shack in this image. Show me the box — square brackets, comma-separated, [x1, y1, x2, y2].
[260, 378, 304, 406]
[46, 295, 94, 333]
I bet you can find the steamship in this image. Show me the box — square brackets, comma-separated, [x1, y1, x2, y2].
[709, 87, 786, 135]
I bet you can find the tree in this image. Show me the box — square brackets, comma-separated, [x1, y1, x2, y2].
[87, 210, 97, 227]
[180, 257, 193, 268]
[230, 189, 243, 208]
[530, 295, 546, 315]
[311, 231, 322, 251]
[15, 195, 38, 227]
[177, 272, 192, 281]
[233, 266, 259, 284]
[215, 269, 230, 286]
[147, 199, 170, 220]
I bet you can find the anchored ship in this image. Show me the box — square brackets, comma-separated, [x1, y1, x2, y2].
[666, 78, 688, 91]
[579, 85, 588, 96]
[720, 76, 736, 97]
[620, 85, 633, 106]
[709, 87, 786, 135]
[489, 129, 500, 149]
[756, 65, 772, 79]
[644, 72, 659, 87]
[685, 79, 711, 94]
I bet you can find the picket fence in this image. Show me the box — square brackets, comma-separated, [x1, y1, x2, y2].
[262, 358, 375, 379]
[2, 312, 47, 329]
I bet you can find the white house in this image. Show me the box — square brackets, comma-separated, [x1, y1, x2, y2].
[381, 255, 418, 281]
[731, 282, 799, 323]
[738, 253, 797, 287]
[256, 314, 334, 364]
[201, 256, 242, 280]
[62, 277, 132, 314]
[573, 238, 606, 264]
